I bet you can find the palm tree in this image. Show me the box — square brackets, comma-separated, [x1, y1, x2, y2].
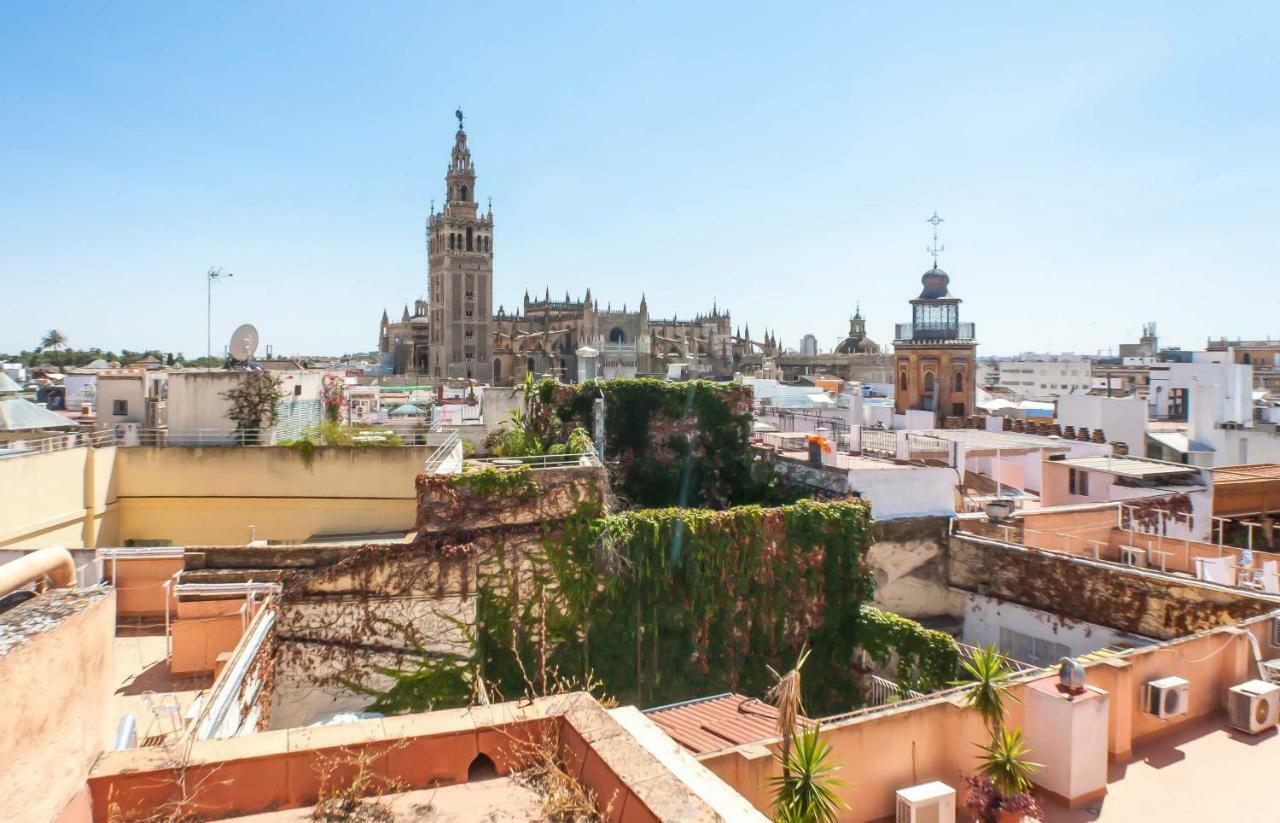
[977, 727, 1042, 799]
[767, 647, 811, 781]
[40, 330, 68, 362]
[953, 644, 1018, 733]
[769, 727, 848, 823]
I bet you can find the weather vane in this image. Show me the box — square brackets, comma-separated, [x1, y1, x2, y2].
[926, 211, 945, 268]
[455, 107, 464, 130]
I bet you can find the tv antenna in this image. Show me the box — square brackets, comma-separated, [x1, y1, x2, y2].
[228, 323, 260, 366]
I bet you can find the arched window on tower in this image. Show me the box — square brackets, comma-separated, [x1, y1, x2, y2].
[448, 233, 455, 250]
[609, 327, 626, 344]
[466, 227, 474, 251]
[924, 371, 936, 393]
[954, 371, 964, 392]
[460, 185, 468, 202]
[899, 371, 908, 391]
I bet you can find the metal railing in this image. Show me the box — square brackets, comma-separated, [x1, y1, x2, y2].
[462, 448, 603, 472]
[422, 430, 462, 475]
[0, 428, 118, 458]
[861, 428, 897, 458]
[895, 321, 976, 342]
[868, 675, 924, 706]
[954, 641, 1043, 676]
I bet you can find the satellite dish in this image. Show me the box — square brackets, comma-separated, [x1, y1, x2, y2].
[229, 324, 260, 362]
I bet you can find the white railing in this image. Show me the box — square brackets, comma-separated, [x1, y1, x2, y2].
[423, 430, 462, 474]
[462, 448, 603, 472]
[868, 675, 924, 706]
[954, 640, 1043, 675]
[0, 428, 118, 457]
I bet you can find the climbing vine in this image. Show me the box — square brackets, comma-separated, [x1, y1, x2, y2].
[544, 378, 793, 509]
[450, 465, 539, 501]
[469, 498, 955, 715]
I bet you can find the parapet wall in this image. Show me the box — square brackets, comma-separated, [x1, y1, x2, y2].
[415, 462, 611, 533]
[948, 532, 1276, 639]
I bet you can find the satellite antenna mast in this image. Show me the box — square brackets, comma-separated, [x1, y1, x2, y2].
[228, 323, 260, 367]
[206, 267, 234, 367]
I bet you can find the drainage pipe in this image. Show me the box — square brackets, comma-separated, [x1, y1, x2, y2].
[0, 546, 77, 598]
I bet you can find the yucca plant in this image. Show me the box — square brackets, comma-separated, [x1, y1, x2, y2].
[953, 644, 1018, 733]
[978, 727, 1042, 802]
[769, 727, 848, 823]
[766, 647, 811, 780]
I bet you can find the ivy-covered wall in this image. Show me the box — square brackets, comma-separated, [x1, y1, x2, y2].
[476, 498, 958, 715]
[544, 378, 792, 509]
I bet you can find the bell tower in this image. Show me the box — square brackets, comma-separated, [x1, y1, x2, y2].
[893, 213, 978, 424]
[427, 109, 494, 382]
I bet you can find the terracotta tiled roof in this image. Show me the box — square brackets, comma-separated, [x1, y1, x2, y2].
[644, 693, 781, 755]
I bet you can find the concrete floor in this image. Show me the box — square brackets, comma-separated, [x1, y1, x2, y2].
[1041, 713, 1279, 822]
[111, 621, 211, 747]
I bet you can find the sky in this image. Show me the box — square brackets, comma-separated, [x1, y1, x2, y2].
[2, 2, 1277, 359]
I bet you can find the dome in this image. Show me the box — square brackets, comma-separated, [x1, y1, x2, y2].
[917, 267, 953, 300]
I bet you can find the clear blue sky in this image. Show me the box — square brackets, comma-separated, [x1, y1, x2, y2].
[2, 2, 1276, 359]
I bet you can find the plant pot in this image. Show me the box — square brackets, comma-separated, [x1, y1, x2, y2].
[997, 810, 1025, 823]
[807, 441, 823, 466]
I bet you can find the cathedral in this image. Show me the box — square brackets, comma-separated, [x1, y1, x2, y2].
[378, 115, 776, 385]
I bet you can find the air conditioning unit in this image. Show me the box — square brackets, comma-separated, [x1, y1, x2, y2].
[895, 781, 955, 823]
[1261, 658, 1280, 684]
[1228, 680, 1280, 734]
[1272, 616, 1280, 648]
[1143, 676, 1190, 719]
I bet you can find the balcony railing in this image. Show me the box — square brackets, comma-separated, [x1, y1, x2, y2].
[895, 322, 976, 342]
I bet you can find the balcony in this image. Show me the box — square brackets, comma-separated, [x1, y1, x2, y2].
[895, 322, 976, 343]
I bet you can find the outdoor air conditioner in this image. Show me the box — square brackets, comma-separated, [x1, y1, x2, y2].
[1228, 680, 1280, 734]
[1272, 616, 1280, 648]
[113, 422, 140, 446]
[1143, 676, 1190, 720]
[1262, 658, 1280, 684]
[895, 781, 955, 823]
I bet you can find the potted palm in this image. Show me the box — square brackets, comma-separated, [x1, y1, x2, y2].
[769, 727, 848, 823]
[766, 649, 849, 822]
[953, 645, 1043, 822]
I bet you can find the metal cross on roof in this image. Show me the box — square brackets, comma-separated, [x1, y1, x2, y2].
[926, 211, 945, 268]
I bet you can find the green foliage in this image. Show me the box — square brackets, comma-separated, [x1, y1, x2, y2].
[977, 727, 1042, 799]
[280, 421, 404, 465]
[345, 618, 478, 714]
[853, 606, 960, 694]
[473, 499, 951, 714]
[223, 371, 283, 442]
[952, 644, 1019, 733]
[769, 727, 849, 823]
[451, 465, 539, 500]
[545, 378, 791, 508]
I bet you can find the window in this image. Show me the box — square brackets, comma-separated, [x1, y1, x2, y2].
[466, 227, 473, 251]
[112, 399, 128, 416]
[609, 327, 626, 343]
[1068, 468, 1090, 496]
[999, 627, 1070, 667]
[953, 371, 964, 392]
[293, 385, 302, 397]
[923, 372, 935, 393]
[460, 184, 468, 201]
[899, 371, 908, 391]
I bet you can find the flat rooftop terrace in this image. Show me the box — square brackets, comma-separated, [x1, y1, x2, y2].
[223, 777, 543, 821]
[1044, 713, 1279, 822]
[111, 620, 211, 747]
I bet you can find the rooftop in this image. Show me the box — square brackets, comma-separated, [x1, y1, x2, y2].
[1212, 463, 1280, 484]
[919, 427, 1077, 455]
[1056, 455, 1201, 480]
[1046, 714, 1280, 822]
[644, 693, 781, 756]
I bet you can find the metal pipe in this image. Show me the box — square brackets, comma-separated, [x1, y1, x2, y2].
[0, 547, 77, 598]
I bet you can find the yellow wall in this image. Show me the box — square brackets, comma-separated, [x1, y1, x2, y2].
[0, 445, 432, 549]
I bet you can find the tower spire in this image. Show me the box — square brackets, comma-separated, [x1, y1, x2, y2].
[926, 211, 945, 268]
